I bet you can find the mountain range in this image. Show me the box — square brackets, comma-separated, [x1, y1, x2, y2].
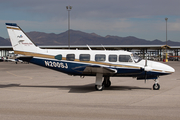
[1, 30, 180, 46]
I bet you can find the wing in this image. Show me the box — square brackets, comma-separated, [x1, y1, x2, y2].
[73, 65, 117, 75]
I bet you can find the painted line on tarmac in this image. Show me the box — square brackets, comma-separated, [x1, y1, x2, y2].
[6, 71, 33, 80]
[0, 87, 60, 93]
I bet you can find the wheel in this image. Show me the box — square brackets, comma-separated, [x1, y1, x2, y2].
[103, 80, 111, 87]
[153, 83, 160, 90]
[95, 85, 104, 91]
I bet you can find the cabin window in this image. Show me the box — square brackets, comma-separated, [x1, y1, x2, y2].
[119, 55, 133, 62]
[95, 54, 106, 61]
[79, 54, 90, 61]
[66, 54, 75, 61]
[109, 55, 117, 62]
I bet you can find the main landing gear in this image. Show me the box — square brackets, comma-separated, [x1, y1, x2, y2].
[94, 74, 160, 91]
[95, 74, 111, 91]
[103, 76, 111, 87]
[153, 79, 160, 90]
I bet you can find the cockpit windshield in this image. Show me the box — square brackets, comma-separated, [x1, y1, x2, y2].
[132, 53, 142, 63]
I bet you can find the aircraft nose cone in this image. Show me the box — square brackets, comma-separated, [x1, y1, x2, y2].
[163, 63, 175, 73]
[152, 62, 175, 73]
[168, 65, 175, 73]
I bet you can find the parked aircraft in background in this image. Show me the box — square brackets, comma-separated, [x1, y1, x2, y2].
[6, 23, 175, 91]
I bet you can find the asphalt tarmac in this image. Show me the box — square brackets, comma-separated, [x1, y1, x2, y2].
[0, 61, 180, 120]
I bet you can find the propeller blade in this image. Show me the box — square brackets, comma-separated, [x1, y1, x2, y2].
[144, 54, 147, 83]
[144, 71, 147, 83]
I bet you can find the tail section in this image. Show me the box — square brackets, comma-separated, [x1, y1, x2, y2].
[6, 23, 40, 54]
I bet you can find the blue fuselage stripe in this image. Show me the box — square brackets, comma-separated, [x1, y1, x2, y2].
[29, 58, 170, 77]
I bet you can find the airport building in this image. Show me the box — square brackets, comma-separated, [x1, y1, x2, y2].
[0, 45, 180, 61]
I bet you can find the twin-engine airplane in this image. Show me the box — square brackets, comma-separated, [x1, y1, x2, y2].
[6, 23, 175, 91]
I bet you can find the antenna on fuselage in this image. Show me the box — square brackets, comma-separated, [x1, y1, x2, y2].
[101, 44, 106, 51]
[86, 45, 92, 50]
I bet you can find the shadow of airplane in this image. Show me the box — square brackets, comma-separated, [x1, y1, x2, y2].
[0, 84, 151, 93]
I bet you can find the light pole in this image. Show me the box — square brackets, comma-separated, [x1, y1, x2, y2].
[165, 17, 168, 62]
[66, 5, 72, 49]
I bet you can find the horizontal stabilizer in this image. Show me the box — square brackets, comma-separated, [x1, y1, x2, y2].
[17, 56, 33, 62]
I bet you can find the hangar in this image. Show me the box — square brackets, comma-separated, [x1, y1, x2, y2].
[0, 45, 180, 61]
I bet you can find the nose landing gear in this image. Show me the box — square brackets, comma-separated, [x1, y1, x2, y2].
[153, 79, 160, 90]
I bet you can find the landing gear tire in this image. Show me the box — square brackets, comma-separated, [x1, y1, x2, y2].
[103, 80, 111, 87]
[95, 85, 104, 91]
[153, 83, 160, 90]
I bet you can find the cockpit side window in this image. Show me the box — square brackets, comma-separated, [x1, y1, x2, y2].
[132, 53, 142, 63]
[66, 54, 75, 61]
[95, 54, 106, 61]
[109, 55, 117, 62]
[79, 54, 90, 61]
[119, 55, 133, 62]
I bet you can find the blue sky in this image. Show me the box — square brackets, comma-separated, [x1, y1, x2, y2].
[1, 0, 180, 42]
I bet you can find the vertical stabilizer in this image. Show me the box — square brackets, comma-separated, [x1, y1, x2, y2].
[6, 23, 40, 54]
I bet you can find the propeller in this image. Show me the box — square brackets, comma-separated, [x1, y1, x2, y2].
[144, 54, 148, 83]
